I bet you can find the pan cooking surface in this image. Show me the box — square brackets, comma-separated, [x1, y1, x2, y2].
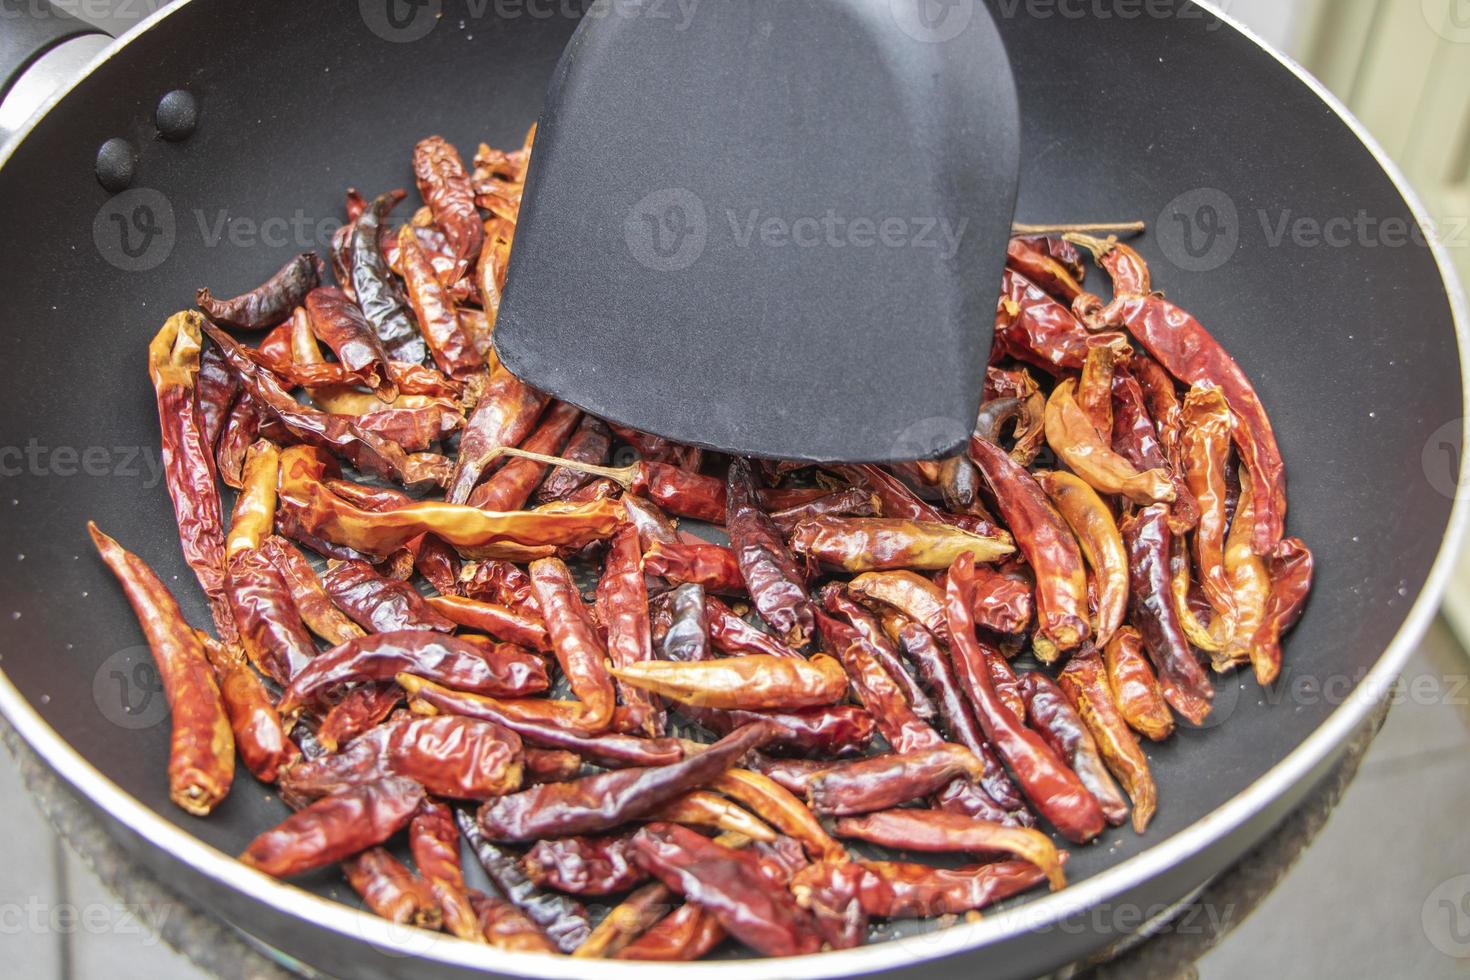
[0, 0, 1459, 970]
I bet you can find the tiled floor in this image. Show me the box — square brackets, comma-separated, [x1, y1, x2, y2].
[2, 619, 1467, 979]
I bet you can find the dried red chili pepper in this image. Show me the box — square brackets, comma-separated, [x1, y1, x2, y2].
[698, 595, 797, 659]
[410, 800, 484, 941]
[655, 791, 777, 840]
[466, 891, 560, 953]
[597, 524, 664, 735]
[1120, 505, 1214, 725]
[476, 722, 774, 841]
[1007, 235, 1086, 303]
[792, 517, 1012, 573]
[526, 834, 649, 896]
[1058, 649, 1157, 832]
[90, 524, 235, 815]
[660, 583, 712, 662]
[984, 367, 1048, 466]
[467, 402, 582, 511]
[241, 776, 423, 878]
[321, 558, 457, 633]
[258, 536, 364, 645]
[305, 286, 398, 401]
[456, 807, 592, 953]
[196, 631, 297, 784]
[946, 553, 1104, 843]
[969, 436, 1090, 661]
[613, 902, 725, 961]
[574, 882, 678, 959]
[1018, 671, 1129, 827]
[848, 569, 951, 641]
[822, 588, 937, 719]
[1217, 472, 1273, 678]
[316, 683, 400, 753]
[631, 822, 823, 957]
[350, 190, 426, 363]
[1102, 627, 1175, 742]
[447, 365, 549, 503]
[769, 488, 879, 534]
[538, 416, 612, 503]
[530, 557, 618, 731]
[727, 458, 815, 647]
[1037, 470, 1129, 647]
[993, 268, 1129, 376]
[524, 748, 582, 784]
[833, 810, 1065, 891]
[1047, 379, 1174, 505]
[814, 858, 1052, 918]
[197, 252, 323, 331]
[689, 705, 876, 758]
[426, 595, 550, 651]
[816, 610, 939, 755]
[414, 135, 482, 278]
[1180, 384, 1237, 625]
[1251, 537, 1314, 686]
[709, 769, 845, 863]
[197, 344, 239, 453]
[227, 547, 318, 686]
[459, 559, 540, 614]
[352, 401, 463, 453]
[279, 630, 546, 712]
[806, 745, 986, 816]
[343, 848, 440, 929]
[484, 447, 729, 523]
[614, 654, 848, 712]
[643, 538, 745, 595]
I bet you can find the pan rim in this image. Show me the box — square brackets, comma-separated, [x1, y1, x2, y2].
[0, 0, 1466, 975]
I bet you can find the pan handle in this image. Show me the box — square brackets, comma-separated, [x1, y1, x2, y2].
[0, 1, 111, 140]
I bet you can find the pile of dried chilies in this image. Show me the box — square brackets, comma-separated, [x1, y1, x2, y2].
[90, 130, 1313, 960]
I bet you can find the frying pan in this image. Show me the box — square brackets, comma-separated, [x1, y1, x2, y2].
[0, 1, 1463, 977]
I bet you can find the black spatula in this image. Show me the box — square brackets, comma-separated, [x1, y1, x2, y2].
[494, 0, 1020, 462]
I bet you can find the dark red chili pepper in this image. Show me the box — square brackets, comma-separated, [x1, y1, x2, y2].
[829, 462, 946, 523]
[832, 810, 1065, 891]
[343, 848, 440, 929]
[643, 538, 745, 595]
[769, 488, 879, 533]
[241, 776, 423, 878]
[613, 903, 725, 961]
[460, 558, 540, 613]
[727, 458, 815, 647]
[805, 745, 986, 816]
[351, 402, 463, 453]
[787, 861, 870, 949]
[455, 808, 592, 953]
[1018, 671, 1129, 827]
[447, 365, 549, 503]
[794, 517, 1013, 573]
[631, 822, 822, 957]
[414, 135, 483, 278]
[524, 748, 582, 784]
[894, 620, 1024, 810]
[1119, 505, 1214, 725]
[1251, 537, 1314, 685]
[320, 559, 456, 634]
[597, 524, 664, 735]
[969, 436, 1090, 661]
[226, 547, 319, 686]
[305, 286, 397, 400]
[793, 859, 1053, 919]
[687, 704, 876, 758]
[467, 890, 560, 953]
[279, 630, 547, 712]
[661, 583, 711, 662]
[704, 595, 802, 659]
[351, 190, 427, 363]
[476, 722, 774, 841]
[530, 557, 618, 732]
[992, 268, 1129, 376]
[946, 553, 1105, 844]
[426, 595, 550, 651]
[1103, 627, 1175, 742]
[197, 252, 323, 331]
[400, 674, 685, 768]
[822, 588, 937, 719]
[575, 882, 679, 958]
[196, 631, 297, 785]
[259, 536, 364, 645]
[984, 367, 1048, 466]
[402, 532, 461, 595]
[815, 610, 939, 755]
[526, 834, 649, 896]
[1111, 367, 1199, 534]
[410, 800, 484, 941]
[316, 682, 400, 753]
[538, 416, 612, 503]
[197, 344, 240, 453]
[745, 754, 836, 795]
[466, 402, 582, 511]
[397, 223, 485, 381]
[1057, 649, 1158, 833]
[1006, 235, 1085, 303]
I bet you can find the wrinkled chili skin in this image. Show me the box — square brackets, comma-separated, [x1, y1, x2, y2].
[1103, 628, 1175, 741]
[833, 810, 1065, 891]
[849, 570, 951, 642]
[896, 621, 1024, 810]
[531, 557, 617, 730]
[305, 286, 397, 399]
[197, 632, 298, 784]
[702, 596, 802, 659]
[414, 135, 484, 274]
[615, 654, 848, 712]
[241, 776, 424, 878]
[1058, 649, 1158, 833]
[1111, 369, 1199, 534]
[1037, 470, 1129, 647]
[823, 589, 937, 719]
[427, 595, 550, 651]
[351, 191, 427, 363]
[384, 713, 523, 799]
[539, 416, 612, 503]
[468, 402, 582, 511]
[1018, 672, 1130, 827]
[598, 524, 664, 735]
[317, 682, 400, 752]
[279, 630, 547, 712]
[644, 539, 745, 595]
[847, 859, 1051, 917]
[470, 890, 561, 953]
[90, 524, 235, 816]
[524, 748, 583, 784]
[343, 848, 439, 928]
[1253, 537, 1314, 682]
[461, 558, 540, 613]
[455, 808, 592, 953]
[1180, 384, 1237, 623]
[1115, 296, 1287, 555]
[197, 252, 323, 331]
[321, 559, 457, 634]
[993, 269, 1129, 376]
[259, 536, 364, 645]
[1046, 379, 1176, 505]
[448, 365, 549, 504]
[637, 461, 726, 523]
[526, 835, 649, 895]
[689, 705, 876, 758]
[398, 221, 485, 381]
[631, 823, 823, 957]
[816, 610, 938, 755]
[946, 554, 1105, 844]
[614, 902, 725, 961]
[1120, 506, 1214, 725]
[1007, 235, 1086, 302]
[476, 722, 774, 841]
[197, 345, 239, 453]
[969, 436, 1090, 660]
[805, 745, 985, 816]
[727, 458, 816, 647]
[226, 547, 319, 686]
[792, 518, 1012, 573]
[411, 800, 483, 941]
[770, 488, 879, 534]
[661, 583, 712, 662]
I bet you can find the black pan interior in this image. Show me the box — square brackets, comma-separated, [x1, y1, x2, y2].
[0, 0, 1459, 958]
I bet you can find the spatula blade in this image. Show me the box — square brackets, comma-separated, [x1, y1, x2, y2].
[496, 0, 1019, 462]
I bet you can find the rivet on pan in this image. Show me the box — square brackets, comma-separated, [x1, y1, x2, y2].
[95, 138, 137, 192]
[155, 89, 199, 141]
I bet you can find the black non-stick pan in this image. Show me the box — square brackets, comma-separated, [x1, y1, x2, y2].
[0, 2, 1464, 978]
